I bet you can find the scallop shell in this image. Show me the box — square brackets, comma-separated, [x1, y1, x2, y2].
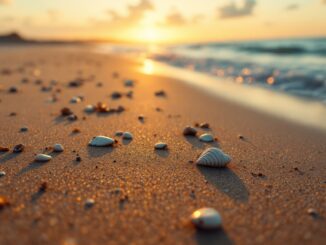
[199, 133, 215, 142]
[35, 154, 52, 162]
[89, 136, 115, 147]
[183, 126, 197, 136]
[84, 105, 95, 113]
[190, 207, 222, 229]
[154, 142, 167, 150]
[196, 147, 231, 167]
[122, 132, 133, 140]
[53, 144, 64, 152]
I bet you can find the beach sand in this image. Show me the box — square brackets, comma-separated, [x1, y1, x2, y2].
[0, 46, 325, 245]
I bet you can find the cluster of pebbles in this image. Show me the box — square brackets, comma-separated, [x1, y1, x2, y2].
[1, 70, 237, 232]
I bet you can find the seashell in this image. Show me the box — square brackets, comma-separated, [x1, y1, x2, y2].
[124, 79, 134, 87]
[190, 207, 222, 229]
[122, 132, 133, 140]
[196, 147, 231, 167]
[183, 126, 197, 136]
[89, 136, 115, 147]
[199, 133, 215, 142]
[70, 96, 81, 103]
[0, 171, 6, 177]
[35, 154, 52, 162]
[84, 105, 95, 113]
[53, 144, 64, 152]
[85, 198, 95, 208]
[154, 142, 168, 150]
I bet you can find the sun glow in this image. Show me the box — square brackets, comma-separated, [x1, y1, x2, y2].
[143, 59, 154, 74]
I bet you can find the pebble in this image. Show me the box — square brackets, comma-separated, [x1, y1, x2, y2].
[67, 114, 78, 121]
[85, 198, 95, 208]
[20, 126, 28, 132]
[89, 136, 115, 147]
[0, 147, 10, 152]
[154, 142, 168, 150]
[307, 208, 318, 217]
[53, 144, 64, 152]
[70, 96, 82, 103]
[199, 133, 215, 142]
[122, 132, 133, 140]
[84, 105, 95, 113]
[199, 122, 210, 129]
[61, 107, 73, 116]
[8, 86, 18, 93]
[115, 131, 123, 137]
[35, 154, 52, 162]
[183, 126, 197, 136]
[0, 171, 6, 177]
[124, 79, 134, 87]
[190, 207, 222, 229]
[13, 144, 24, 153]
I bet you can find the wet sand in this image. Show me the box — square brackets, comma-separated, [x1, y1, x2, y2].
[0, 46, 325, 245]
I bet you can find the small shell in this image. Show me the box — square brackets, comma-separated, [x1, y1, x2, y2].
[0, 171, 6, 177]
[196, 147, 231, 167]
[190, 208, 222, 229]
[183, 126, 197, 136]
[53, 144, 64, 152]
[70, 96, 81, 103]
[84, 105, 95, 113]
[122, 132, 133, 140]
[199, 133, 215, 142]
[155, 142, 168, 150]
[89, 136, 115, 147]
[35, 154, 52, 162]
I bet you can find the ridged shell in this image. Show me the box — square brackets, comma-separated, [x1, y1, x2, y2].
[190, 207, 222, 229]
[89, 136, 115, 146]
[122, 132, 133, 140]
[199, 133, 215, 142]
[154, 142, 167, 150]
[53, 144, 64, 152]
[196, 147, 231, 167]
[35, 154, 52, 162]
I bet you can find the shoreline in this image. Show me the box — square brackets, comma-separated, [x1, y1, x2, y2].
[0, 46, 325, 245]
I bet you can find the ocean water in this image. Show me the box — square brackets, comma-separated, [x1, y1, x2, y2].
[97, 37, 326, 103]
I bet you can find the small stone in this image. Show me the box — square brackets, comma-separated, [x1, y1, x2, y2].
[199, 122, 210, 129]
[76, 156, 82, 162]
[0, 171, 6, 177]
[20, 126, 28, 132]
[13, 144, 24, 153]
[183, 126, 197, 136]
[70, 96, 82, 103]
[115, 131, 123, 137]
[307, 208, 318, 217]
[111, 91, 122, 99]
[35, 154, 52, 162]
[84, 105, 95, 113]
[138, 115, 145, 121]
[155, 90, 166, 96]
[8, 86, 18, 93]
[0, 147, 10, 152]
[67, 114, 78, 121]
[53, 144, 64, 152]
[199, 133, 215, 142]
[190, 207, 222, 229]
[0, 196, 10, 209]
[122, 132, 133, 140]
[61, 107, 73, 116]
[154, 142, 168, 150]
[124, 79, 134, 87]
[85, 198, 95, 208]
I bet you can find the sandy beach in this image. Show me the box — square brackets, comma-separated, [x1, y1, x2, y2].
[0, 46, 325, 245]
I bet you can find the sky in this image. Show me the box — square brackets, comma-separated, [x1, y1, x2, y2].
[0, 0, 326, 43]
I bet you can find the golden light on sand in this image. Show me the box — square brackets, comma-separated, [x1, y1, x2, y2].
[143, 59, 154, 74]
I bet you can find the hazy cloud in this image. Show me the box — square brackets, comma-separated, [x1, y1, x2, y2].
[219, 0, 256, 18]
[160, 10, 203, 27]
[285, 4, 299, 11]
[47, 9, 61, 21]
[107, 0, 153, 25]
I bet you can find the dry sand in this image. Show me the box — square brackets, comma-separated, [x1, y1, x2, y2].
[0, 46, 325, 245]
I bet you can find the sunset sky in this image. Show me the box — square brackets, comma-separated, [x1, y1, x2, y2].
[0, 0, 326, 43]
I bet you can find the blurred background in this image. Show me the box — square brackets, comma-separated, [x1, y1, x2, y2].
[1, 0, 326, 102]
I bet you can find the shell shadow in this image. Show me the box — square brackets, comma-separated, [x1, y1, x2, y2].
[197, 166, 249, 202]
[195, 229, 233, 245]
[154, 149, 170, 158]
[87, 146, 115, 158]
[185, 136, 219, 149]
[122, 139, 132, 145]
[17, 161, 47, 176]
[0, 152, 20, 164]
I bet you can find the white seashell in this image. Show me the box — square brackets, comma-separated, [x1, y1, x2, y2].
[190, 207, 222, 229]
[53, 144, 64, 152]
[84, 198, 95, 208]
[154, 142, 167, 150]
[35, 154, 52, 162]
[89, 136, 115, 147]
[0, 171, 6, 177]
[196, 147, 231, 167]
[70, 96, 81, 103]
[199, 133, 215, 142]
[122, 132, 133, 140]
[84, 105, 95, 113]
